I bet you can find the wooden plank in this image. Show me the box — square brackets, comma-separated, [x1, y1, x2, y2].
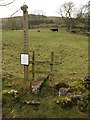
[29, 60, 61, 65]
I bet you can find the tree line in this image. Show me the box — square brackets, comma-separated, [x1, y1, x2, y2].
[58, 1, 89, 32]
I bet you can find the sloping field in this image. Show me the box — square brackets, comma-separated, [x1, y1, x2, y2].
[2, 29, 89, 118]
[2, 29, 88, 82]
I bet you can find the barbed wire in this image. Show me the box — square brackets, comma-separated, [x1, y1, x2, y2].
[0, 0, 16, 6]
[10, 8, 21, 17]
[9, 0, 27, 17]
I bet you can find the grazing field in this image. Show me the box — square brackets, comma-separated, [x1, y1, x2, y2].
[2, 28, 89, 118]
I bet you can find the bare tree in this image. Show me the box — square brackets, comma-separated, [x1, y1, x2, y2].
[77, 4, 88, 19]
[76, 3, 89, 32]
[58, 2, 76, 30]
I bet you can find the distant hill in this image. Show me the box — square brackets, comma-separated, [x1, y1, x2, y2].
[2, 14, 62, 30]
[2, 14, 87, 32]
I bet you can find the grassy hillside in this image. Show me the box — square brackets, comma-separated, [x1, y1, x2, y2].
[2, 15, 61, 30]
[2, 28, 89, 118]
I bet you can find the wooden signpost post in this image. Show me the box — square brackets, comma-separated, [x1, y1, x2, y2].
[21, 5, 29, 81]
[20, 5, 60, 86]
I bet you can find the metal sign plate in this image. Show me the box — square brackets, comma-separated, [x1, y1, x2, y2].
[21, 53, 29, 65]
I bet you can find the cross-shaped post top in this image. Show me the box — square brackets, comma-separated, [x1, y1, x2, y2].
[21, 5, 28, 13]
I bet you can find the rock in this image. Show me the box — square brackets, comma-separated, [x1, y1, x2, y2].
[8, 90, 18, 98]
[31, 84, 40, 94]
[54, 82, 70, 96]
[66, 92, 73, 96]
[59, 87, 70, 96]
[24, 100, 40, 106]
[31, 74, 50, 94]
[8, 90, 17, 94]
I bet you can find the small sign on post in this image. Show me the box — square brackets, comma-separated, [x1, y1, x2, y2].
[21, 53, 29, 65]
[21, 5, 29, 81]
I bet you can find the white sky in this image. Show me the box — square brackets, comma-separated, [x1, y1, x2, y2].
[0, 0, 89, 18]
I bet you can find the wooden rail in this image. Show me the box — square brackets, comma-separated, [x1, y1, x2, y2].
[29, 51, 60, 81]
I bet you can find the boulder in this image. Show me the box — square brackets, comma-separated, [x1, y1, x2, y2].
[31, 74, 50, 94]
[59, 87, 70, 96]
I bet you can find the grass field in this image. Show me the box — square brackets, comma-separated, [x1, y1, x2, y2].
[2, 28, 89, 118]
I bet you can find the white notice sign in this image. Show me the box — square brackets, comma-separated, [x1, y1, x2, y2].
[21, 53, 29, 65]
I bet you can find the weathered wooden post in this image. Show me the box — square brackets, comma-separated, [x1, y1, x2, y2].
[50, 51, 54, 80]
[21, 5, 29, 81]
[32, 51, 35, 80]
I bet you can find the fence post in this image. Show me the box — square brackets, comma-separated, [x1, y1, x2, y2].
[50, 51, 54, 80]
[32, 51, 35, 80]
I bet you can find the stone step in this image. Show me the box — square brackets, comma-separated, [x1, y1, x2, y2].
[31, 74, 50, 94]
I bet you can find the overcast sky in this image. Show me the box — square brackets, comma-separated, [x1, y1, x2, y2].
[0, 0, 89, 18]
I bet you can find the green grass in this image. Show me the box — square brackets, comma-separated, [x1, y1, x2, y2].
[2, 28, 89, 118]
